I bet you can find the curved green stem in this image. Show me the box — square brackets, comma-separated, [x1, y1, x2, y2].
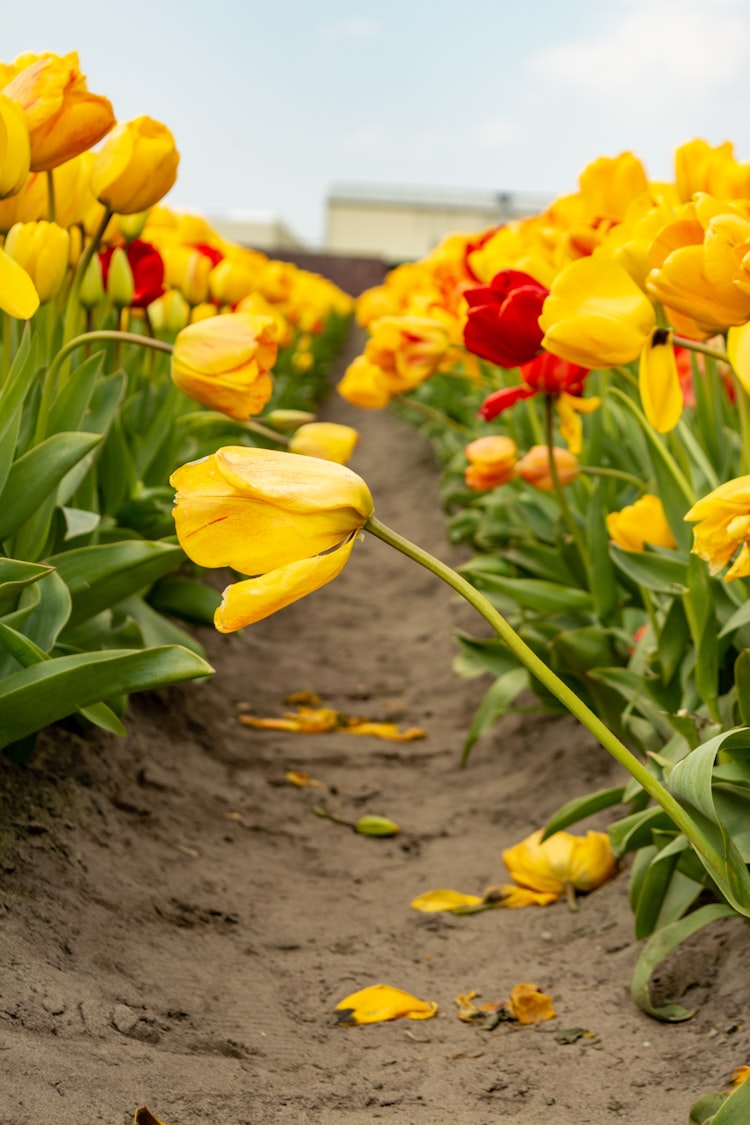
[35, 329, 173, 443]
[364, 515, 726, 876]
[580, 466, 648, 492]
[543, 395, 588, 567]
[673, 335, 729, 364]
[394, 394, 475, 438]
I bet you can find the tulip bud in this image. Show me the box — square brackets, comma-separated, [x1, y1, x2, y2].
[148, 288, 191, 334]
[354, 815, 400, 837]
[119, 210, 150, 242]
[105, 246, 134, 308]
[288, 422, 359, 465]
[515, 444, 579, 491]
[78, 252, 104, 309]
[263, 409, 317, 430]
[171, 312, 278, 419]
[4, 220, 69, 302]
[91, 115, 179, 215]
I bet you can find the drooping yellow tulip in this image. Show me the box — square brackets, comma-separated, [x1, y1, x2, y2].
[91, 116, 179, 215]
[171, 446, 374, 631]
[607, 494, 677, 552]
[502, 829, 617, 897]
[685, 476, 750, 580]
[638, 327, 684, 433]
[3, 51, 114, 172]
[540, 257, 657, 368]
[334, 983, 438, 1026]
[170, 312, 278, 420]
[288, 422, 359, 464]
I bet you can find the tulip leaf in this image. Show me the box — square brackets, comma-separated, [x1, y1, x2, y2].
[0, 328, 37, 494]
[0, 645, 213, 750]
[147, 575, 222, 627]
[453, 633, 523, 680]
[690, 1093, 730, 1124]
[57, 373, 127, 504]
[0, 559, 55, 615]
[48, 540, 186, 628]
[609, 544, 688, 595]
[0, 432, 102, 544]
[734, 651, 750, 726]
[461, 667, 528, 765]
[47, 351, 106, 435]
[631, 902, 738, 1020]
[461, 572, 594, 615]
[587, 483, 620, 622]
[705, 1073, 750, 1123]
[608, 807, 674, 856]
[541, 786, 626, 838]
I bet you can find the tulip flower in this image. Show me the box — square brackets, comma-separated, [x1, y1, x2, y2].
[170, 447, 374, 631]
[0, 247, 39, 318]
[288, 422, 359, 464]
[638, 327, 684, 433]
[540, 257, 657, 367]
[366, 314, 451, 388]
[606, 494, 677, 552]
[685, 476, 750, 580]
[463, 269, 549, 368]
[3, 51, 114, 172]
[502, 829, 617, 898]
[170, 312, 278, 420]
[479, 352, 590, 428]
[337, 354, 393, 409]
[0, 93, 30, 198]
[464, 435, 518, 491]
[515, 445, 579, 491]
[100, 239, 165, 309]
[4, 220, 69, 303]
[91, 116, 179, 215]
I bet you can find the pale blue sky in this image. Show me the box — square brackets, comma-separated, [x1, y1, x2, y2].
[2, 0, 750, 245]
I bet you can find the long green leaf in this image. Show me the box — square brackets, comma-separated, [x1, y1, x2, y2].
[631, 902, 738, 1020]
[609, 543, 688, 595]
[707, 1073, 750, 1123]
[0, 645, 213, 749]
[0, 432, 102, 544]
[461, 667, 528, 765]
[0, 559, 54, 614]
[542, 786, 626, 838]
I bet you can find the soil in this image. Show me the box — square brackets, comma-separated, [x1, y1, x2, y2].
[2, 328, 750, 1125]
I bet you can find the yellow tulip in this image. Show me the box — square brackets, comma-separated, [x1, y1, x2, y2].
[638, 327, 684, 433]
[337, 354, 393, 409]
[685, 476, 750, 580]
[334, 983, 438, 1026]
[0, 247, 39, 318]
[3, 51, 114, 172]
[578, 151, 649, 223]
[502, 829, 617, 897]
[170, 446, 374, 631]
[288, 422, 359, 464]
[0, 93, 29, 198]
[727, 322, 750, 396]
[674, 138, 750, 203]
[606, 494, 677, 552]
[540, 257, 657, 367]
[170, 312, 277, 420]
[4, 220, 69, 302]
[91, 116, 179, 215]
[163, 244, 213, 306]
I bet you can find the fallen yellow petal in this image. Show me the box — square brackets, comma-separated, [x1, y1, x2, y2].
[411, 888, 485, 913]
[344, 718, 426, 741]
[134, 1110, 168, 1125]
[284, 770, 325, 788]
[240, 704, 425, 740]
[483, 883, 560, 908]
[335, 983, 438, 1026]
[507, 982, 557, 1025]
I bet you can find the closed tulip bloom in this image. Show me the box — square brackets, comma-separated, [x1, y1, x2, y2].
[288, 422, 359, 464]
[685, 476, 750, 580]
[163, 244, 213, 306]
[540, 257, 656, 367]
[606, 494, 677, 552]
[639, 327, 683, 433]
[170, 446, 374, 631]
[3, 51, 114, 172]
[0, 94, 30, 198]
[209, 255, 259, 306]
[91, 116, 179, 215]
[4, 219, 69, 302]
[464, 435, 518, 491]
[171, 312, 277, 420]
[0, 247, 39, 318]
[100, 239, 165, 308]
[463, 269, 549, 369]
[515, 444, 579, 491]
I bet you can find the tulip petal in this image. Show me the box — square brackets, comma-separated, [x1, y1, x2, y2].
[410, 888, 485, 913]
[0, 248, 39, 319]
[507, 982, 557, 1025]
[728, 323, 750, 396]
[215, 536, 357, 631]
[335, 983, 438, 1025]
[639, 330, 683, 433]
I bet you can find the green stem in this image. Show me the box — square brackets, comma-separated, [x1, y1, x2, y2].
[63, 207, 112, 346]
[543, 395, 588, 567]
[394, 394, 475, 438]
[35, 329, 173, 443]
[580, 466, 648, 492]
[673, 335, 729, 364]
[364, 515, 726, 875]
[46, 169, 56, 223]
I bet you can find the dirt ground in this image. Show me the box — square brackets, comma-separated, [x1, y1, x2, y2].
[2, 330, 750, 1125]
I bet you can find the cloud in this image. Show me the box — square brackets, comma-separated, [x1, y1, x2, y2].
[318, 17, 381, 40]
[470, 119, 520, 152]
[530, 0, 750, 110]
[346, 124, 388, 152]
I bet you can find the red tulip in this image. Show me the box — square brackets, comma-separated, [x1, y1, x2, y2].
[479, 352, 589, 421]
[463, 269, 548, 369]
[100, 238, 165, 308]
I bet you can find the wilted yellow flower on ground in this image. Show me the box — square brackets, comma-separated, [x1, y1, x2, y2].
[91, 116, 179, 215]
[540, 257, 656, 367]
[240, 703, 424, 741]
[607, 494, 677, 552]
[335, 984, 438, 1026]
[288, 422, 359, 464]
[464, 435, 518, 491]
[171, 447, 374, 631]
[171, 312, 277, 419]
[685, 476, 750, 580]
[506, 982, 557, 1025]
[515, 445, 579, 491]
[502, 829, 617, 897]
[4, 51, 114, 171]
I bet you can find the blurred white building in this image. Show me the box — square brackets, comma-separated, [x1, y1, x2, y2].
[325, 184, 554, 262]
[205, 208, 308, 252]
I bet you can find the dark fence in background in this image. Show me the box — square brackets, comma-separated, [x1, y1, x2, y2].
[267, 250, 389, 297]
